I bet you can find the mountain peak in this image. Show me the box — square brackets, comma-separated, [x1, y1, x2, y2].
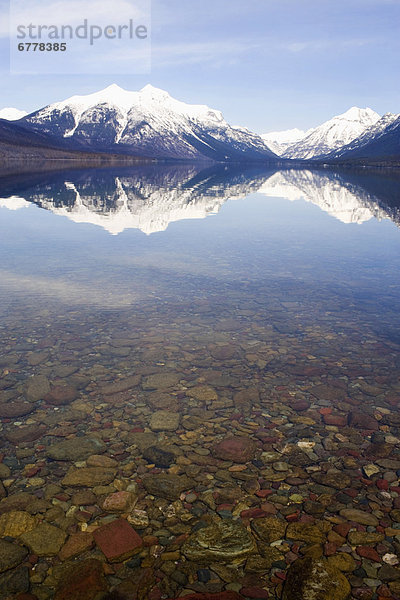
[0, 107, 27, 121]
[140, 83, 169, 95]
[339, 106, 379, 121]
[282, 106, 381, 159]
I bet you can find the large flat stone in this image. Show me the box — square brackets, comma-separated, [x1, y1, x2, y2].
[55, 558, 108, 600]
[47, 436, 106, 461]
[142, 474, 193, 500]
[93, 518, 142, 562]
[149, 410, 180, 432]
[282, 556, 351, 600]
[61, 467, 116, 487]
[182, 519, 256, 564]
[20, 522, 66, 556]
[212, 436, 256, 463]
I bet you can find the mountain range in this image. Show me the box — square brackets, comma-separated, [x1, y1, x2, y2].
[1, 85, 400, 164]
[1, 164, 399, 234]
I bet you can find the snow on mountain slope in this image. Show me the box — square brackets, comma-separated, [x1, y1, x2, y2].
[21, 84, 277, 161]
[261, 128, 310, 156]
[7, 165, 269, 235]
[0, 196, 30, 210]
[0, 107, 27, 121]
[259, 169, 390, 224]
[282, 107, 380, 159]
[324, 112, 400, 160]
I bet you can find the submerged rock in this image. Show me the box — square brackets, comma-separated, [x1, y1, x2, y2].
[54, 558, 108, 600]
[149, 410, 180, 431]
[93, 518, 142, 562]
[20, 522, 66, 556]
[142, 473, 193, 500]
[0, 539, 28, 573]
[46, 436, 106, 461]
[212, 436, 257, 463]
[61, 467, 116, 487]
[24, 374, 50, 402]
[182, 519, 256, 563]
[282, 556, 351, 600]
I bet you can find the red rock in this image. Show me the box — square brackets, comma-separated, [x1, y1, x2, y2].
[376, 584, 391, 597]
[240, 508, 266, 519]
[58, 532, 94, 561]
[143, 535, 159, 547]
[54, 558, 108, 600]
[323, 414, 346, 426]
[93, 518, 142, 562]
[212, 436, 256, 463]
[240, 587, 269, 598]
[259, 502, 277, 515]
[324, 542, 337, 556]
[343, 488, 358, 498]
[25, 467, 41, 478]
[377, 479, 389, 491]
[348, 411, 378, 431]
[148, 587, 162, 600]
[356, 546, 381, 562]
[286, 512, 300, 522]
[334, 523, 351, 537]
[291, 400, 310, 411]
[255, 489, 273, 498]
[320, 407, 332, 415]
[352, 589, 374, 600]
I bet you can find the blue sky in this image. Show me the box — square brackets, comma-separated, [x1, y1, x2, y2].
[1, 0, 400, 132]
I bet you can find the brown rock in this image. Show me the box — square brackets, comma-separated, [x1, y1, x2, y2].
[61, 467, 116, 487]
[251, 516, 287, 543]
[58, 532, 94, 561]
[282, 556, 351, 600]
[44, 385, 78, 406]
[348, 411, 378, 431]
[54, 558, 108, 600]
[0, 511, 37, 537]
[20, 522, 66, 556]
[93, 518, 142, 562]
[286, 522, 326, 544]
[0, 402, 35, 418]
[212, 436, 256, 463]
[5, 424, 47, 444]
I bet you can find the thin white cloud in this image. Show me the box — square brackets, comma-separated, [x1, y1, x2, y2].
[283, 37, 376, 53]
[151, 40, 261, 68]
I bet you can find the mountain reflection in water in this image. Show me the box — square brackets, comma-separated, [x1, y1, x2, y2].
[1, 164, 400, 234]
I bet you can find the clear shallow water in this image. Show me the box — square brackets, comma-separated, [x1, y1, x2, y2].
[0, 164, 400, 599]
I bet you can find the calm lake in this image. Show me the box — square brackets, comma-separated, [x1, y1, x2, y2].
[0, 164, 399, 599]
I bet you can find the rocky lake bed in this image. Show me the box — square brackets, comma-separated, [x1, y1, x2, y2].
[0, 299, 399, 600]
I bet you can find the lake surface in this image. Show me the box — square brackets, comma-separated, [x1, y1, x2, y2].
[0, 164, 400, 599]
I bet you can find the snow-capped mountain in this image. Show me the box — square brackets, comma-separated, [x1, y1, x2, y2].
[0, 107, 27, 121]
[261, 128, 310, 156]
[258, 169, 396, 225]
[2, 164, 399, 233]
[282, 107, 380, 159]
[324, 112, 400, 161]
[1, 164, 272, 234]
[19, 84, 277, 162]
